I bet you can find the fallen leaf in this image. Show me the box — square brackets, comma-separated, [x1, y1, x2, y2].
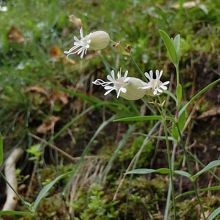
[69, 14, 82, 28]
[198, 106, 220, 119]
[50, 91, 69, 105]
[50, 45, 77, 64]
[37, 116, 60, 134]
[25, 86, 48, 97]
[50, 46, 63, 61]
[8, 26, 25, 43]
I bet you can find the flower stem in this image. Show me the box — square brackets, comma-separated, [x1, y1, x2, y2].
[156, 99, 176, 220]
[163, 116, 177, 220]
[175, 123, 206, 220]
[175, 64, 180, 86]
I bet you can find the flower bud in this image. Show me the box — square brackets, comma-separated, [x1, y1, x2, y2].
[89, 31, 110, 50]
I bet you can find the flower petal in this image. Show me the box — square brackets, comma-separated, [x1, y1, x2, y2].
[117, 69, 121, 79]
[163, 81, 170, 85]
[80, 27, 83, 38]
[149, 70, 153, 79]
[104, 86, 114, 90]
[144, 72, 151, 81]
[159, 70, 163, 79]
[104, 89, 114, 96]
[124, 70, 128, 78]
[160, 85, 168, 90]
[107, 75, 114, 82]
[156, 70, 160, 79]
[111, 70, 115, 80]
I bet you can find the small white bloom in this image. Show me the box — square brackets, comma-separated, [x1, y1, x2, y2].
[0, 6, 7, 12]
[64, 28, 110, 59]
[141, 70, 169, 96]
[93, 70, 147, 100]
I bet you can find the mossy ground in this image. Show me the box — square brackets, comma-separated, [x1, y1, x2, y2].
[0, 0, 220, 219]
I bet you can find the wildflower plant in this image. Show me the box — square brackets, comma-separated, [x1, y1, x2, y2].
[2, 19, 220, 220]
[43, 26, 219, 220]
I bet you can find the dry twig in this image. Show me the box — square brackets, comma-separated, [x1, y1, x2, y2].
[2, 148, 23, 211]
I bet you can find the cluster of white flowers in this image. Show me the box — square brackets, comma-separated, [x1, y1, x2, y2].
[64, 28, 169, 100]
[93, 69, 169, 100]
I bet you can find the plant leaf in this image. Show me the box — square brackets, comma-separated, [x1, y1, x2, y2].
[176, 185, 220, 199]
[176, 83, 182, 104]
[179, 78, 220, 117]
[114, 115, 162, 122]
[192, 160, 220, 181]
[0, 211, 31, 216]
[159, 30, 178, 65]
[32, 172, 71, 211]
[207, 207, 220, 220]
[126, 168, 155, 175]
[174, 170, 191, 178]
[173, 34, 181, 59]
[127, 168, 191, 178]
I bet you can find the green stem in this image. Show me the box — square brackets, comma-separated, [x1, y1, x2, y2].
[175, 64, 180, 86]
[175, 123, 206, 220]
[156, 99, 176, 219]
[163, 117, 177, 220]
[129, 56, 145, 79]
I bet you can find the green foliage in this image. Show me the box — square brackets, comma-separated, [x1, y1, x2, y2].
[176, 83, 182, 105]
[32, 171, 72, 212]
[179, 78, 220, 117]
[159, 30, 180, 66]
[71, 184, 118, 220]
[208, 207, 220, 220]
[26, 144, 42, 161]
[118, 136, 153, 166]
[114, 115, 162, 122]
[171, 109, 186, 141]
[0, 210, 32, 217]
[191, 160, 220, 181]
[0, 0, 220, 219]
[127, 168, 191, 179]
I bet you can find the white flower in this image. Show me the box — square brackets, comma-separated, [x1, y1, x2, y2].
[64, 28, 110, 59]
[141, 70, 169, 96]
[0, 6, 7, 12]
[93, 70, 147, 100]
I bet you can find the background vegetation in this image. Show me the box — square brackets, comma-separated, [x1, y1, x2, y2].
[0, 0, 220, 219]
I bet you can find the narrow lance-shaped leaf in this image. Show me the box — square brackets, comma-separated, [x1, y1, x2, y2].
[0, 211, 32, 217]
[126, 168, 155, 175]
[179, 78, 220, 117]
[159, 30, 178, 65]
[191, 160, 220, 181]
[114, 115, 162, 122]
[207, 207, 220, 220]
[33, 171, 71, 211]
[176, 185, 220, 199]
[173, 34, 181, 60]
[126, 168, 191, 179]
